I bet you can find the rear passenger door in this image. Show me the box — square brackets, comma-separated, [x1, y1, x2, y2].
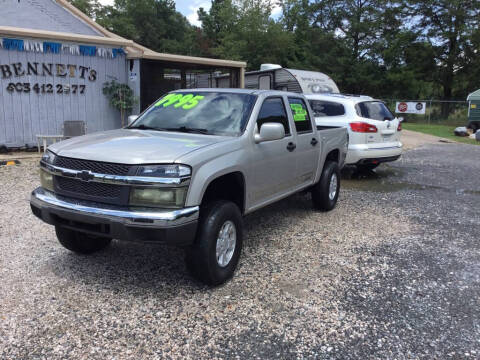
[287, 97, 318, 188]
[250, 97, 297, 206]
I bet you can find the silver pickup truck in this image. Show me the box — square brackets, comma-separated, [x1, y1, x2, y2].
[31, 89, 348, 285]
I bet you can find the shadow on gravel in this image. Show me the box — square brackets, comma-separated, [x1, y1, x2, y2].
[47, 193, 317, 293]
[341, 165, 449, 194]
[48, 242, 203, 297]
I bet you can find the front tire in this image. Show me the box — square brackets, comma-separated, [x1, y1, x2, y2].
[312, 161, 341, 211]
[55, 226, 112, 254]
[186, 201, 243, 286]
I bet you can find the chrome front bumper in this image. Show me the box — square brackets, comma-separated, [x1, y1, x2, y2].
[30, 188, 199, 245]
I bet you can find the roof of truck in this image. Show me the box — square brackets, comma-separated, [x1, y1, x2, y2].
[172, 88, 308, 97]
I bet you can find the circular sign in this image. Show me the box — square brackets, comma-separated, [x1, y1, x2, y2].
[416, 102, 423, 111]
[398, 102, 408, 112]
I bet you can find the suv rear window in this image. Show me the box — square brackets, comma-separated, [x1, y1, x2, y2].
[308, 100, 345, 117]
[356, 101, 394, 121]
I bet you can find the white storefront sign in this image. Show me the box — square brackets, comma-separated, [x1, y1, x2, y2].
[395, 101, 426, 114]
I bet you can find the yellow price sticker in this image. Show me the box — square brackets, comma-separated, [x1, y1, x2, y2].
[154, 93, 205, 110]
[290, 103, 307, 122]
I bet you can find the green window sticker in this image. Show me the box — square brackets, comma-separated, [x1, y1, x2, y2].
[154, 93, 205, 109]
[290, 103, 307, 122]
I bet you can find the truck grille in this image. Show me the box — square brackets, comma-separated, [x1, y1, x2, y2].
[54, 156, 131, 176]
[56, 177, 122, 199]
[52, 156, 133, 205]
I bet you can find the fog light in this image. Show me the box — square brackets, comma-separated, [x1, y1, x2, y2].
[40, 169, 54, 192]
[130, 187, 187, 208]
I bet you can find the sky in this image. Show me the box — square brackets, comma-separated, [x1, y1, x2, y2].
[98, 0, 211, 26]
[98, 0, 281, 27]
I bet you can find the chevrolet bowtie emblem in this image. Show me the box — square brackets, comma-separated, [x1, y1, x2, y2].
[77, 170, 95, 182]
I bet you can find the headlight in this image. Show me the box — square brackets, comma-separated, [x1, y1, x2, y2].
[136, 164, 191, 178]
[40, 169, 54, 192]
[129, 187, 187, 208]
[41, 150, 56, 164]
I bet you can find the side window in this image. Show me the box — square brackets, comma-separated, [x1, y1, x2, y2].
[257, 97, 290, 135]
[288, 98, 313, 133]
[308, 100, 345, 117]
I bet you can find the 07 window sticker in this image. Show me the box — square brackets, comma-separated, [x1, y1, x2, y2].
[154, 93, 205, 110]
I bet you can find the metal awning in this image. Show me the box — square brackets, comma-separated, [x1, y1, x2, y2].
[467, 89, 480, 101]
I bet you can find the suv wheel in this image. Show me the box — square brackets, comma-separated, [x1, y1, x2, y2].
[186, 201, 243, 286]
[55, 226, 112, 254]
[312, 161, 341, 211]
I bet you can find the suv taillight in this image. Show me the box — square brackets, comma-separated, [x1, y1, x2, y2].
[397, 122, 402, 131]
[350, 122, 378, 133]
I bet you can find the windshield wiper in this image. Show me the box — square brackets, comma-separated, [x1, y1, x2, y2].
[165, 126, 211, 134]
[129, 124, 166, 131]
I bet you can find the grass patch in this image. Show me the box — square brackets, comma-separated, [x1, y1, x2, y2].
[403, 123, 479, 145]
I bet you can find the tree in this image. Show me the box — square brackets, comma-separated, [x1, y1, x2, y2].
[197, 0, 296, 69]
[68, 0, 101, 17]
[96, 0, 198, 55]
[308, 0, 398, 95]
[407, 0, 480, 113]
[102, 80, 138, 127]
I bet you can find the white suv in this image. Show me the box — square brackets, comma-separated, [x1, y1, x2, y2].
[306, 94, 403, 170]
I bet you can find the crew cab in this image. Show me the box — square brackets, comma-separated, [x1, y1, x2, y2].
[307, 93, 402, 170]
[31, 89, 348, 285]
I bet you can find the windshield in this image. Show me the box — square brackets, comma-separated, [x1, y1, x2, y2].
[355, 101, 395, 121]
[130, 92, 257, 136]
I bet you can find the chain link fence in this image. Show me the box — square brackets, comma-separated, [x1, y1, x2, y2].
[382, 99, 468, 127]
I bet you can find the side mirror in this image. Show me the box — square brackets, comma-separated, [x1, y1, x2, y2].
[127, 115, 138, 126]
[254, 123, 285, 144]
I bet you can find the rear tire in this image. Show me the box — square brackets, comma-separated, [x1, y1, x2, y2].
[312, 161, 340, 211]
[186, 201, 243, 286]
[357, 163, 379, 171]
[55, 226, 112, 254]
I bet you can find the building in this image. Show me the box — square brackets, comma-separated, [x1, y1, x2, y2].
[0, 0, 246, 148]
[467, 89, 480, 132]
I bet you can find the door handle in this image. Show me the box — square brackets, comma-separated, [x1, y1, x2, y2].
[287, 142, 296, 152]
[311, 138, 318, 146]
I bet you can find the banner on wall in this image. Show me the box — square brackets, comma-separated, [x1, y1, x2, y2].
[395, 101, 426, 114]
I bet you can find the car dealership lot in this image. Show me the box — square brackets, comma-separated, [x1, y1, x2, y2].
[1, 142, 479, 359]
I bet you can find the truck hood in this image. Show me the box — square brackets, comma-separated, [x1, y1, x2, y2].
[48, 129, 230, 164]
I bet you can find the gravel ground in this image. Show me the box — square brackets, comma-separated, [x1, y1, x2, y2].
[1, 142, 479, 359]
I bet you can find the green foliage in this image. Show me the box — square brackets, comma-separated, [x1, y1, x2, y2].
[69, 0, 480, 107]
[95, 0, 198, 55]
[68, 0, 101, 17]
[102, 81, 137, 112]
[403, 123, 479, 145]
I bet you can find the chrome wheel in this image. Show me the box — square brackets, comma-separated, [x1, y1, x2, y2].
[216, 220, 236, 267]
[329, 173, 338, 201]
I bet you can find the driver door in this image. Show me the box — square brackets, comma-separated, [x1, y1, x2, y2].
[249, 96, 297, 208]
